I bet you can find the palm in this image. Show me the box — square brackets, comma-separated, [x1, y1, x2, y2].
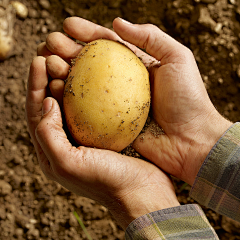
[134, 55, 225, 185]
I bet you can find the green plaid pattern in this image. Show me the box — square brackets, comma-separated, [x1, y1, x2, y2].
[125, 123, 240, 239]
[190, 122, 240, 222]
[125, 204, 218, 239]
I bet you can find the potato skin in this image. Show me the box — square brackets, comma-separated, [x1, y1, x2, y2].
[63, 39, 150, 152]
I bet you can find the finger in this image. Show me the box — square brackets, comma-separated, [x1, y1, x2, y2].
[63, 17, 121, 42]
[113, 18, 191, 65]
[35, 98, 92, 184]
[46, 55, 70, 79]
[49, 79, 64, 106]
[26, 56, 48, 145]
[34, 98, 65, 177]
[26, 56, 51, 173]
[46, 32, 82, 61]
[63, 17, 158, 68]
[37, 42, 53, 57]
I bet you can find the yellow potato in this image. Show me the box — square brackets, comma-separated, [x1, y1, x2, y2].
[63, 39, 150, 152]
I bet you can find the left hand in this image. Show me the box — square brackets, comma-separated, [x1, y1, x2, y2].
[26, 17, 179, 230]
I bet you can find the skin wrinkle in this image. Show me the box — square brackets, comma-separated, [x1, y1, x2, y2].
[30, 59, 47, 77]
[46, 56, 70, 79]
[114, 168, 159, 204]
[138, 25, 182, 64]
[141, 27, 152, 51]
[37, 42, 52, 57]
[165, 137, 185, 175]
[64, 18, 119, 43]
[35, 133, 54, 179]
[149, 134, 175, 172]
[55, 148, 121, 204]
[26, 96, 44, 117]
[146, 33, 165, 61]
[47, 32, 81, 57]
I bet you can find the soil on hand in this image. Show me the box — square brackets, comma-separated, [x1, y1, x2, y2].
[1, 0, 240, 239]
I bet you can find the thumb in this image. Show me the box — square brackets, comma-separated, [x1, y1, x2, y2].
[113, 17, 190, 65]
[35, 97, 74, 171]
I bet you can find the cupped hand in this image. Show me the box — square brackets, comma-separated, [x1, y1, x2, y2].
[26, 17, 180, 230]
[111, 19, 232, 185]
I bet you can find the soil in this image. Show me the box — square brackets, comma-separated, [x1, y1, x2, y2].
[0, 0, 240, 239]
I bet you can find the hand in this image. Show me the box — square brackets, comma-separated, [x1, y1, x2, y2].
[26, 17, 180, 230]
[111, 19, 233, 185]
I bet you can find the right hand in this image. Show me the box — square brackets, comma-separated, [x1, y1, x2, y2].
[111, 19, 232, 185]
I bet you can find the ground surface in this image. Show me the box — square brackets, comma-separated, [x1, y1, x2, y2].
[1, 0, 240, 239]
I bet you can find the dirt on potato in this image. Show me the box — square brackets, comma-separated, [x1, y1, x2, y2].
[0, 0, 240, 239]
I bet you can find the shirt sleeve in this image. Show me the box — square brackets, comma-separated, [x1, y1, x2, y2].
[125, 204, 219, 240]
[190, 122, 240, 222]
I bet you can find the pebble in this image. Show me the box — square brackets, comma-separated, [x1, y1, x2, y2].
[15, 214, 30, 228]
[6, 213, 15, 222]
[74, 197, 83, 208]
[12, 71, 20, 78]
[69, 212, 78, 227]
[3, 138, 12, 150]
[27, 228, 40, 238]
[28, 8, 38, 18]
[11, 1, 28, 19]
[0, 170, 5, 177]
[41, 10, 49, 18]
[46, 199, 54, 208]
[108, 1, 122, 8]
[0, 180, 12, 196]
[41, 215, 49, 225]
[10, 174, 22, 189]
[0, 208, 6, 219]
[15, 228, 23, 237]
[222, 216, 240, 233]
[64, 7, 75, 16]
[214, 22, 222, 33]
[198, 6, 217, 31]
[39, 0, 51, 10]
[41, 25, 48, 33]
[229, 0, 237, 4]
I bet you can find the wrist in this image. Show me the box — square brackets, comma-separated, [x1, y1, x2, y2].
[107, 180, 180, 230]
[186, 111, 232, 185]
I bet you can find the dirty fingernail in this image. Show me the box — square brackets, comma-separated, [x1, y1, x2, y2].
[42, 98, 52, 116]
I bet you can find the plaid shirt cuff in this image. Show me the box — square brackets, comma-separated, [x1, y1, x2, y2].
[190, 122, 240, 222]
[125, 204, 218, 240]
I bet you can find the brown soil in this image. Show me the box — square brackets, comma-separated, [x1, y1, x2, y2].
[0, 0, 240, 239]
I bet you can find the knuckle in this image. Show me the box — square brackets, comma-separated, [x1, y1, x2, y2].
[183, 46, 194, 57]
[174, 45, 194, 64]
[40, 162, 54, 180]
[37, 42, 46, 56]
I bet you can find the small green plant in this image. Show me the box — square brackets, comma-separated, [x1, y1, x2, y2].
[179, 182, 188, 193]
[74, 211, 93, 240]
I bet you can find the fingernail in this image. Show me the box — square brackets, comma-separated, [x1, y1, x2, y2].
[42, 98, 52, 116]
[118, 17, 132, 25]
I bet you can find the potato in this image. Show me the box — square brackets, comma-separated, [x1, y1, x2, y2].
[11, 1, 28, 19]
[63, 39, 150, 152]
[0, 5, 15, 61]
